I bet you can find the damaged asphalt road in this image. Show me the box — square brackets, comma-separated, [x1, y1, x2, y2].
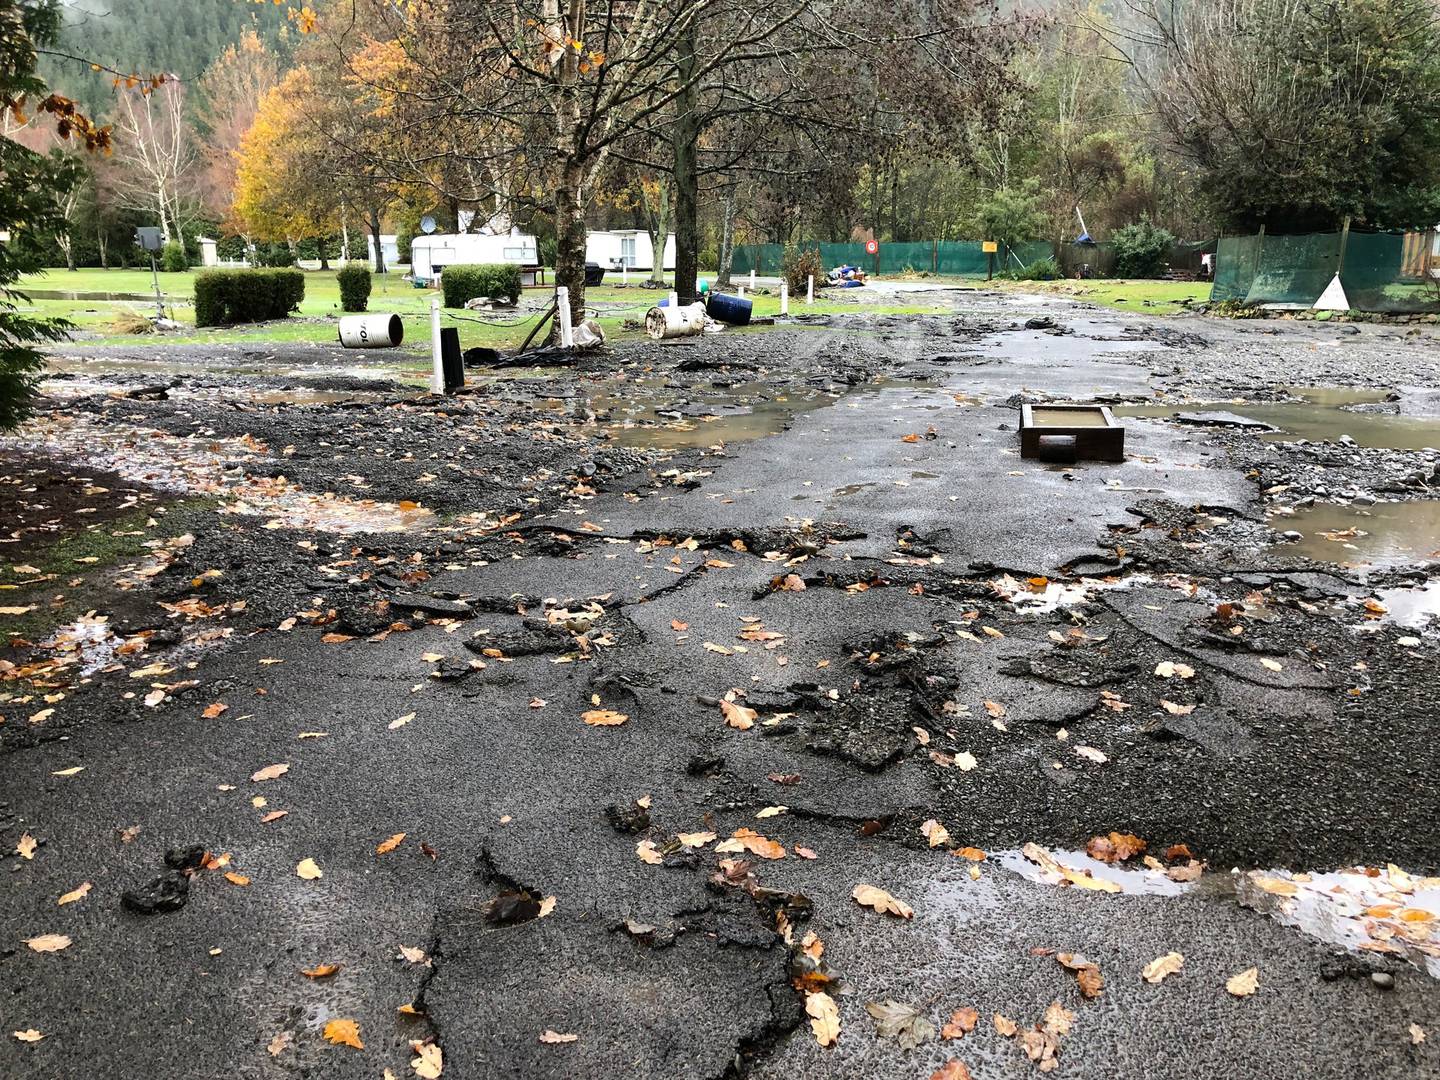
[3, 291, 1440, 1078]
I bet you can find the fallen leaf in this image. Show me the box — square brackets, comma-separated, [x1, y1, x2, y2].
[1260, 658, 1283, 672]
[755, 806, 787, 819]
[677, 831, 716, 848]
[715, 828, 786, 860]
[376, 832, 407, 854]
[261, 810, 289, 823]
[24, 934, 71, 953]
[389, 712, 415, 730]
[930, 1062, 973, 1080]
[794, 846, 819, 860]
[955, 846, 986, 861]
[223, 871, 251, 886]
[1073, 745, 1108, 764]
[806, 991, 841, 1047]
[671, 620, 689, 631]
[539, 1030, 579, 1044]
[1160, 699, 1196, 715]
[57, 881, 91, 905]
[1225, 967, 1259, 997]
[1154, 660, 1195, 679]
[51, 767, 84, 777]
[720, 698, 757, 730]
[866, 999, 935, 1049]
[322, 1018, 363, 1049]
[636, 840, 664, 865]
[993, 1013, 1019, 1037]
[983, 700, 1006, 718]
[582, 709, 628, 726]
[201, 702, 228, 719]
[301, 963, 341, 978]
[1141, 952, 1185, 984]
[411, 1042, 443, 1078]
[250, 763, 289, 782]
[267, 1031, 292, 1056]
[921, 819, 952, 848]
[398, 945, 428, 964]
[16, 833, 36, 860]
[295, 858, 323, 880]
[954, 751, 978, 771]
[941, 1006, 979, 1039]
[852, 883, 913, 918]
[12, 1029, 44, 1043]
[1411, 1023, 1426, 1046]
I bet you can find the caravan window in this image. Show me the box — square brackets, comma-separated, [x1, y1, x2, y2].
[621, 237, 636, 267]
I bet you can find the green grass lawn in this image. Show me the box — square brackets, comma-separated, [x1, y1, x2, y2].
[14, 266, 957, 352]
[989, 277, 1214, 314]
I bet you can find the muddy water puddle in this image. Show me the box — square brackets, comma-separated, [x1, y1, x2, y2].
[1270, 501, 1440, 568]
[1118, 386, 1440, 450]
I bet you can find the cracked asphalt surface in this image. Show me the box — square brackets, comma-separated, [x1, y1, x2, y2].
[3, 290, 1440, 1078]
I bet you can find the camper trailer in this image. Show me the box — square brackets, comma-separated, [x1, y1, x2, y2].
[585, 230, 676, 272]
[409, 232, 541, 286]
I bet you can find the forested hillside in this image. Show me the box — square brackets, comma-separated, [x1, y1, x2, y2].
[38, 0, 293, 113]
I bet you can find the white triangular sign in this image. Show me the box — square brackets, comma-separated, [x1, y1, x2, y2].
[1313, 273, 1350, 311]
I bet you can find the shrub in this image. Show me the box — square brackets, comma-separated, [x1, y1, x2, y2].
[1111, 220, 1176, 278]
[782, 245, 823, 295]
[974, 183, 1046, 250]
[160, 240, 188, 272]
[194, 268, 305, 327]
[441, 263, 522, 307]
[254, 242, 294, 268]
[1013, 256, 1061, 281]
[395, 232, 413, 265]
[337, 264, 371, 312]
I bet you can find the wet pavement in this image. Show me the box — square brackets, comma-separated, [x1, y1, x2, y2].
[3, 290, 1440, 1078]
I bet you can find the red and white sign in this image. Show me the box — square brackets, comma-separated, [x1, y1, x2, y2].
[864, 239, 879, 255]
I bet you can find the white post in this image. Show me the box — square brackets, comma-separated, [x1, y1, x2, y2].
[668, 290, 679, 311]
[556, 286, 574, 349]
[621, 262, 628, 285]
[807, 275, 814, 304]
[749, 268, 756, 290]
[429, 297, 444, 394]
[780, 280, 789, 315]
[738, 286, 745, 299]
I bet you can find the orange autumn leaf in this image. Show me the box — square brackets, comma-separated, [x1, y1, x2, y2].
[322, 1018, 363, 1048]
[581, 709, 628, 726]
[301, 963, 341, 978]
[376, 832, 406, 855]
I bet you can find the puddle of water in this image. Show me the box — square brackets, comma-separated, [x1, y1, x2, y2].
[999, 844, 1195, 897]
[24, 289, 171, 303]
[1237, 867, 1440, 977]
[1374, 582, 1440, 631]
[987, 571, 1205, 614]
[1118, 386, 1440, 451]
[1270, 502, 1440, 567]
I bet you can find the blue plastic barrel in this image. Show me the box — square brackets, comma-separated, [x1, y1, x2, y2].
[706, 292, 753, 325]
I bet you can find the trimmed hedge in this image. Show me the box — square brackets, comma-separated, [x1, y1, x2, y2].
[194, 269, 305, 327]
[441, 263, 522, 308]
[160, 240, 188, 272]
[337, 264, 371, 312]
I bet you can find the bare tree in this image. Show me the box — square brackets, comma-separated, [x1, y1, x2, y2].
[108, 78, 199, 241]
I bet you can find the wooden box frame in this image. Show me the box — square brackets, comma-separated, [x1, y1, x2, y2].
[1019, 403, 1125, 462]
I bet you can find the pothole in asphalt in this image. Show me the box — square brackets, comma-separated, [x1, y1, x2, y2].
[1269, 501, 1440, 567]
[1118, 385, 1440, 451]
[997, 845, 1195, 897]
[1372, 581, 1440, 632]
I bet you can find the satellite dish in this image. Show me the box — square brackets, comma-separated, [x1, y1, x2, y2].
[420, 215, 437, 235]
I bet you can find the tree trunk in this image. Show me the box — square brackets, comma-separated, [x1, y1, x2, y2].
[671, 22, 700, 303]
[340, 211, 351, 264]
[716, 187, 737, 288]
[644, 179, 671, 285]
[368, 208, 386, 274]
[553, 154, 587, 330]
[317, 236, 330, 271]
[60, 234, 75, 271]
[97, 227, 108, 269]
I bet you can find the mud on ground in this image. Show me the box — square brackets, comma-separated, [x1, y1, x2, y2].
[3, 292, 1440, 1079]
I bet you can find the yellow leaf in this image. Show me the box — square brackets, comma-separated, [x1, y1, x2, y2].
[322, 1018, 363, 1049]
[411, 1042, 443, 1078]
[51, 766, 84, 777]
[714, 828, 786, 859]
[389, 712, 415, 730]
[755, 806, 787, 819]
[636, 840, 664, 865]
[16, 833, 36, 860]
[920, 819, 951, 848]
[224, 871, 251, 887]
[1141, 952, 1185, 983]
[582, 709, 628, 726]
[851, 883, 913, 918]
[296, 858, 323, 880]
[805, 991, 841, 1047]
[25, 934, 72, 953]
[11, 1029, 44, 1042]
[1225, 967, 1259, 997]
[57, 882, 92, 905]
[250, 763, 289, 782]
[376, 832, 406, 854]
[1260, 658, 1283, 672]
[301, 963, 340, 978]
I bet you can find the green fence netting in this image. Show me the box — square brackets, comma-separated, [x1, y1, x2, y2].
[1214, 231, 1437, 312]
[729, 240, 1053, 277]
